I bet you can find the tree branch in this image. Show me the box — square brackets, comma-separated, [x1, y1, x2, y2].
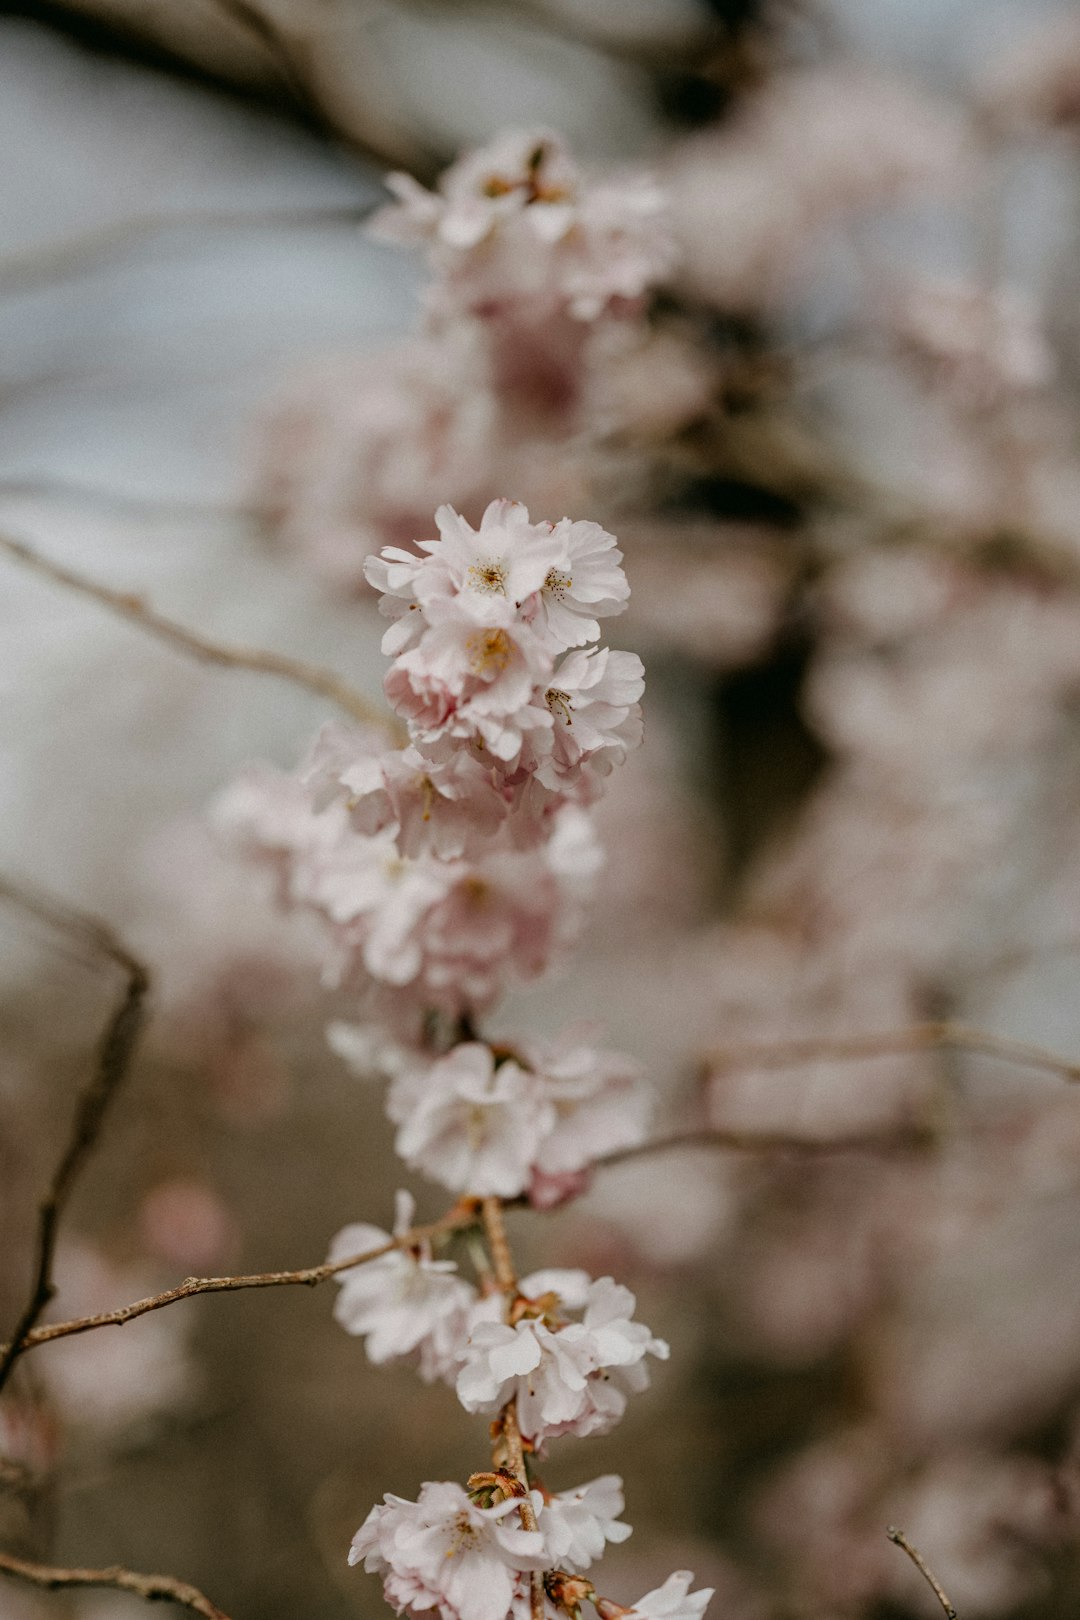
[0, 531, 397, 736]
[0, 1205, 479, 1360]
[886, 1526, 958, 1619]
[0, 1549, 231, 1620]
[592, 1122, 931, 1173]
[703, 1020, 1080, 1086]
[0, 204, 373, 296]
[0, 878, 150, 1397]
[479, 1198, 544, 1620]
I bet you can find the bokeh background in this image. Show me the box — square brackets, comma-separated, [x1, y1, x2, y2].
[4, 2, 1080, 1616]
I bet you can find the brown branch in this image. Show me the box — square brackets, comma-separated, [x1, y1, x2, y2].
[592, 1122, 930, 1173]
[0, 531, 397, 736]
[0, 1549, 231, 1620]
[704, 1020, 1080, 1086]
[887, 1526, 958, 1619]
[0, 1206, 479, 1360]
[0, 879, 150, 1397]
[480, 1198, 544, 1620]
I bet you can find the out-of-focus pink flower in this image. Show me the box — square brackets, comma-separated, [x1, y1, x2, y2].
[667, 69, 970, 311]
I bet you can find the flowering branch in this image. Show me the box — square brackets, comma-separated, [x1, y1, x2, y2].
[0, 1549, 232, 1620]
[479, 1199, 545, 1620]
[0, 531, 396, 736]
[0, 876, 150, 1396]
[886, 1526, 959, 1619]
[704, 1020, 1080, 1086]
[0, 1204, 480, 1360]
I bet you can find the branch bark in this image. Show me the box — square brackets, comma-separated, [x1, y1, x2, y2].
[887, 1526, 958, 1619]
[0, 878, 150, 1397]
[0, 1549, 231, 1620]
[0, 1205, 480, 1360]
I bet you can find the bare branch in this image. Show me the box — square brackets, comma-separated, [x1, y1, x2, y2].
[0, 1549, 231, 1620]
[0, 474, 250, 526]
[703, 1020, 1080, 1086]
[0, 531, 397, 736]
[0, 1206, 480, 1360]
[0, 879, 150, 1396]
[887, 1526, 958, 1619]
[0, 204, 371, 296]
[592, 1121, 931, 1172]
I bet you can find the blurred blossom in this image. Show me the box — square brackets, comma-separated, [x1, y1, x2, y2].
[40, 1240, 196, 1438]
[886, 273, 1054, 409]
[976, 12, 1080, 132]
[138, 1177, 240, 1272]
[667, 68, 971, 311]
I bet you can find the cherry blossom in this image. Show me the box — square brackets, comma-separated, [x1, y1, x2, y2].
[393, 1043, 556, 1199]
[328, 1191, 477, 1383]
[371, 129, 674, 322]
[538, 1475, 632, 1571]
[350, 1479, 547, 1620]
[596, 1572, 715, 1620]
[455, 1273, 669, 1444]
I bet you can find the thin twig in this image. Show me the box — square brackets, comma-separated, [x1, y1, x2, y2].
[0, 880, 150, 1397]
[887, 1526, 958, 1619]
[592, 1122, 930, 1173]
[0, 204, 371, 296]
[0, 474, 251, 526]
[480, 1198, 544, 1620]
[0, 1207, 479, 1360]
[0, 531, 395, 735]
[704, 1021, 1080, 1086]
[0, 1549, 231, 1620]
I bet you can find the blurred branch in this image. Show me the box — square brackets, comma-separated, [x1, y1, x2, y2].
[0, 531, 396, 735]
[0, 202, 374, 295]
[0, 474, 251, 525]
[0, 877, 150, 1396]
[886, 1526, 958, 1619]
[0, 1549, 231, 1620]
[592, 1120, 931, 1171]
[0, 1204, 480, 1359]
[703, 1020, 1080, 1085]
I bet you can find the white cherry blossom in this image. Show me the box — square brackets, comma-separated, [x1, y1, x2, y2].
[395, 1042, 556, 1198]
[328, 1191, 476, 1384]
[456, 1273, 668, 1444]
[538, 1475, 632, 1570]
[350, 1479, 547, 1620]
[597, 1572, 714, 1620]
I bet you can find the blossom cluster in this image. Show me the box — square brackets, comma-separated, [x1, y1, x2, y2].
[215, 497, 642, 1024]
[257, 129, 679, 586]
[373, 127, 676, 324]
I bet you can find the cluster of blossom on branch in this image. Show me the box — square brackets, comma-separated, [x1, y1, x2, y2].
[215, 483, 712, 1620]
[257, 129, 678, 586]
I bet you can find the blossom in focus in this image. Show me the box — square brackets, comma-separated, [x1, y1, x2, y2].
[456, 1273, 669, 1444]
[393, 1043, 556, 1198]
[596, 1572, 714, 1620]
[328, 1190, 476, 1382]
[538, 1474, 632, 1570]
[350, 1479, 547, 1620]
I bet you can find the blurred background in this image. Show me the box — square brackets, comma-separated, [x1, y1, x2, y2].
[4, 1, 1080, 1616]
